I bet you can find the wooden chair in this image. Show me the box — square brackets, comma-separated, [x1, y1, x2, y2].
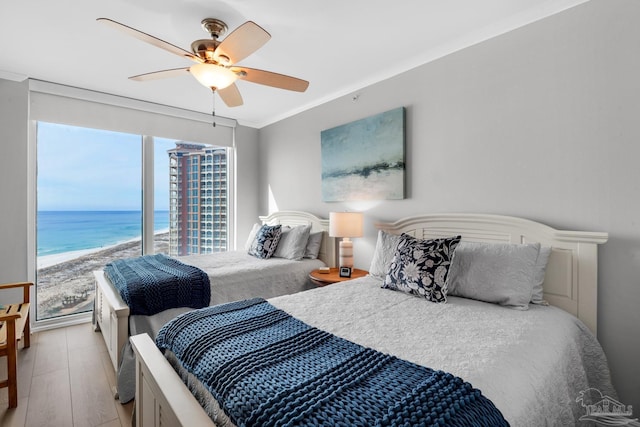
[0, 282, 32, 409]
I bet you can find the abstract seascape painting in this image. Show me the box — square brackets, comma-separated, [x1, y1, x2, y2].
[321, 107, 405, 202]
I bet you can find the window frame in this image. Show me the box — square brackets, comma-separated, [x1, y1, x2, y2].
[27, 82, 237, 331]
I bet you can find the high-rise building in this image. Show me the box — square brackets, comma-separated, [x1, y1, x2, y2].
[168, 142, 228, 256]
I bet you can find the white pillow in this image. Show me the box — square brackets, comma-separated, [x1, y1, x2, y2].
[244, 223, 261, 251]
[369, 230, 402, 279]
[530, 246, 551, 305]
[304, 231, 323, 259]
[273, 224, 311, 260]
[447, 241, 541, 310]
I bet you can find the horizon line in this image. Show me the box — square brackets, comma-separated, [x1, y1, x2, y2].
[38, 209, 170, 212]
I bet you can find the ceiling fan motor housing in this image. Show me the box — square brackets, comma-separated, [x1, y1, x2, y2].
[192, 19, 228, 62]
[191, 39, 220, 61]
[201, 18, 227, 39]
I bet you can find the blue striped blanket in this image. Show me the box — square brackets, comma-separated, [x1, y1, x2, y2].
[156, 298, 509, 427]
[104, 254, 210, 316]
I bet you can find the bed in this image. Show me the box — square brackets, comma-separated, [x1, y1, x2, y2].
[93, 210, 335, 373]
[129, 213, 615, 426]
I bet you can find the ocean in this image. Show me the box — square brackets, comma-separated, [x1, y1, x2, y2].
[37, 210, 169, 257]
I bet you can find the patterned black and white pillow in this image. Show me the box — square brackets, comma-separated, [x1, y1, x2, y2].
[382, 233, 462, 303]
[248, 224, 283, 259]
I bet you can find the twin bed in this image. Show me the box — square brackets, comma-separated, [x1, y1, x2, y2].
[94, 211, 335, 373]
[98, 212, 615, 426]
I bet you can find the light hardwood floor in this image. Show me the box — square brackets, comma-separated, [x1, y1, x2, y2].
[0, 322, 133, 427]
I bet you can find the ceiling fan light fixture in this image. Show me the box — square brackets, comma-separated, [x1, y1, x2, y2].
[189, 63, 237, 90]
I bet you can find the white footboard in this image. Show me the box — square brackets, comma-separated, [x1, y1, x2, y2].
[93, 270, 130, 371]
[130, 333, 212, 427]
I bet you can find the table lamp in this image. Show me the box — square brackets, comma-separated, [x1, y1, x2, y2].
[329, 212, 364, 268]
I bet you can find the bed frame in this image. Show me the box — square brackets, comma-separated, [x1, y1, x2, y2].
[94, 211, 335, 372]
[129, 213, 608, 427]
[375, 213, 608, 335]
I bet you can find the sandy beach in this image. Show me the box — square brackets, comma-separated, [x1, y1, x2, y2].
[38, 247, 110, 269]
[36, 232, 169, 319]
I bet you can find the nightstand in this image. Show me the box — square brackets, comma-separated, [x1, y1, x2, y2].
[308, 268, 368, 287]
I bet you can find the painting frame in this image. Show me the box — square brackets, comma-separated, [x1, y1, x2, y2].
[321, 107, 405, 202]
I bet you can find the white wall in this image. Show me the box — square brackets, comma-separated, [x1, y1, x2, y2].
[258, 0, 640, 412]
[0, 79, 29, 292]
[234, 125, 260, 247]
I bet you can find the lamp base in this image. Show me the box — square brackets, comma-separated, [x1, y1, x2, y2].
[339, 238, 353, 269]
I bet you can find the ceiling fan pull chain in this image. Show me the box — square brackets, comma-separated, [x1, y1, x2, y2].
[212, 90, 216, 127]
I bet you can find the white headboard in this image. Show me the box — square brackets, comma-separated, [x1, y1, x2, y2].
[259, 211, 336, 267]
[375, 213, 608, 335]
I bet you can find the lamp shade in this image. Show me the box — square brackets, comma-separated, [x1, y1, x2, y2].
[189, 63, 238, 90]
[329, 212, 364, 238]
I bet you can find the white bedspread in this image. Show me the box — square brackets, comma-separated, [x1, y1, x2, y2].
[178, 251, 324, 304]
[269, 276, 616, 426]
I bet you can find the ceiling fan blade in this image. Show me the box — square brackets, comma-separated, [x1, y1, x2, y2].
[233, 67, 309, 92]
[129, 67, 190, 81]
[217, 83, 243, 107]
[214, 21, 271, 65]
[97, 18, 202, 63]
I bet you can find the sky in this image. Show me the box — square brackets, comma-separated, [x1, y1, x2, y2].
[37, 122, 174, 211]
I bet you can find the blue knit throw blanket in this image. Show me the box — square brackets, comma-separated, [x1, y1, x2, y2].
[156, 298, 509, 427]
[104, 254, 210, 316]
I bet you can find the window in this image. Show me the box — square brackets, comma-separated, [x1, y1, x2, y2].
[36, 123, 141, 321]
[28, 83, 236, 328]
[35, 123, 230, 322]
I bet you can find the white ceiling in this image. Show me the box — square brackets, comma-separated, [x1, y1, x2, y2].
[1, 0, 588, 128]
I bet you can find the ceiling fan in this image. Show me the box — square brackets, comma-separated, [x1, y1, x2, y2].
[97, 17, 309, 109]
